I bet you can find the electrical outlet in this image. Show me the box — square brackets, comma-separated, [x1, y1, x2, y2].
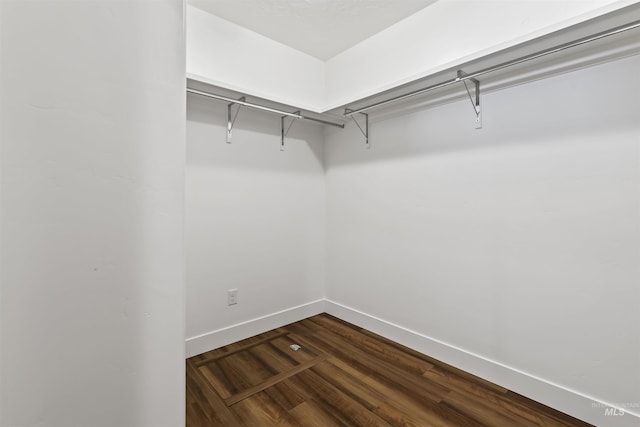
[227, 289, 238, 306]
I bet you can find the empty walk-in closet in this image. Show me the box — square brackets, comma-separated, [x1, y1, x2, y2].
[1, 1, 639, 427]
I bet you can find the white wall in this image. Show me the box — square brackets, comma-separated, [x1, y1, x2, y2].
[324, 0, 635, 110]
[185, 94, 326, 357]
[325, 55, 640, 424]
[187, 6, 325, 112]
[0, 1, 185, 426]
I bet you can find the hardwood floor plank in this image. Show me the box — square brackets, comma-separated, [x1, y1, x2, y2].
[442, 390, 540, 427]
[289, 401, 348, 427]
[289, 323, 451, 403]
[248, 340, 299, 372]
[195, 331, 289, 366]
[186, 360, 242, 426]
[420, 365, 555, 425]
[505, 391, 593, 427]
[357, 327, 509, 395]
[293, 366, 393, 427]
[308, 315, 436, 375]
[186, 314, 594, 427]
[267, 334, 323, 364]
[198, 355, 249, 398]
[326, 356, 480, 427]
[310, 358, 389, 410]
[263, 379, 308, 411]
[225, 354, 329, 406]
[311, 358, 443, 427]
[233, 390, 302, 426]
[422, 365, 508, 400]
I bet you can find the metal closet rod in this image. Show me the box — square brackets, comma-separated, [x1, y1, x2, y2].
[186, 88, 345, 128]
[344, 19, 640, 116]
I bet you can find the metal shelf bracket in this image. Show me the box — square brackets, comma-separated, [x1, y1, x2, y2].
[227, 96, 245, 143]
[281, 111, 300, 151]
[457, 70, 482, 129]
[345, 110, 369, 149]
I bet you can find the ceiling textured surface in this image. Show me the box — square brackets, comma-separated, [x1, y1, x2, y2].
[188, 0, 438, 60]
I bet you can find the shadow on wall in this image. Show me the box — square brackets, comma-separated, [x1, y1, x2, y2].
[187, 94, 325, 172]
[324, 54, 640, 168]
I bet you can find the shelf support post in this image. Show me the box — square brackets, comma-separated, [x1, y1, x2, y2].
[345, 109, 369, 149]
[280, 111, 300, 151]
[227, 96, 246, 143]
[457, 70, 481, 129]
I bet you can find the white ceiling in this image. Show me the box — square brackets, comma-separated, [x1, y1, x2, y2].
[188, 0, 438, 60]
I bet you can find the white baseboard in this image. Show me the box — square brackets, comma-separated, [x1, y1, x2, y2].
[185, 299, 325, 358]
[324, 299, 640, 427]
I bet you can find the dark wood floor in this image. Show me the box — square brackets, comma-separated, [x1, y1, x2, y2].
[187, 314, 592, 426]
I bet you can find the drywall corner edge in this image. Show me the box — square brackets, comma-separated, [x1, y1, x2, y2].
[324, 300, 640, 427]
[185, 300, 325, 358]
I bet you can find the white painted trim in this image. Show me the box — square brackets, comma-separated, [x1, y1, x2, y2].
[186, 71, 325, 114]
[185, 299, 325, 358]
[324, 299, 640, 427]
